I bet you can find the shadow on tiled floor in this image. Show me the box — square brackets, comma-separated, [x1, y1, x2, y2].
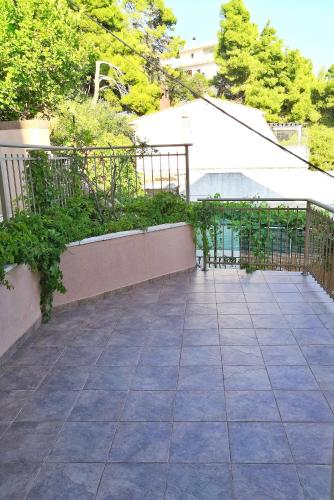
[0, 269, 333, 499]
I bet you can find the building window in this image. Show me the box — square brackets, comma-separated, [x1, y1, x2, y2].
[191, 53, 194, 59]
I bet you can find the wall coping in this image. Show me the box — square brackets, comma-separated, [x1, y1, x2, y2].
[0, 120, 49, 131]
[68, 222, 190, 247]
[4, 222, 191, 274]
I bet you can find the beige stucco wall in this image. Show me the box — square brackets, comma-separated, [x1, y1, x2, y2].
[0, 120, 50, 150]
[0, 223, 195, 359]
[54, 223, 195, 306]
[0, 265, 41, 359]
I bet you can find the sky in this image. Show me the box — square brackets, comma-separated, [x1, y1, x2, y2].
[166, 0, 334, 73]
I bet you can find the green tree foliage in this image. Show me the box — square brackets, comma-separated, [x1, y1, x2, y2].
[50, 99, 134, 147]
[313, 65, 334, 126]
[69, 0, 181, 114]
[308, 125, 334, 170]
[215, 0, 258, 99]
[0, 0, 91, 120]
[168, 71, 213, 105]
[215, 0, 319, 123]
[244, 23, 286, 122]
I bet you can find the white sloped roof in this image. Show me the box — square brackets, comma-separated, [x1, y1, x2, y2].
[132, 98, 306, 170]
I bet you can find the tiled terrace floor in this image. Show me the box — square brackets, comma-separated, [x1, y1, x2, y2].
[1, 269, 334, 499]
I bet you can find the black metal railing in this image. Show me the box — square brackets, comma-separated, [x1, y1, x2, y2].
[198, 198, 334, 299]
[0, 143, 191, 219]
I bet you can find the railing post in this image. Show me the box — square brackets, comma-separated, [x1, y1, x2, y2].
[303, 200, 311, 276]
[185, 145, 190, 202]
[0, 157, 9, 220]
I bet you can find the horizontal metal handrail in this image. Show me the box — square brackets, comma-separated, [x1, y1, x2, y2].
[198, 197, 334, 215]
[0, 143, 193, 151]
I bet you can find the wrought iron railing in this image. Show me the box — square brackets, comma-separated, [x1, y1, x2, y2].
[197, 198, 334, 299]
[0, 143, 191, 220]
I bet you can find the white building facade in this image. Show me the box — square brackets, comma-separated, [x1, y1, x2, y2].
[132, 98, 334, 206]
[162, 41, 218, 79]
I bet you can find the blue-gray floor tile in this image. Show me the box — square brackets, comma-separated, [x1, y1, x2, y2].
[16, 389, 77, 422]
[121, 391, 175, 421]
[226, 391, 280, 421]
[85, 366, 135, 390]
[269, 284, 299, 293]
[292, 328, 334, 345]
[132, 366, 178, 390]
[27, 463, 104, 500]
[324, 390, 334, 412]
[285, 314, 324, 329]
[255, 329, 296, 345]
[109, 422, 171, 462]
[233, 464, 304, 500]
[186, 303, 217, 315]
[247, 303, 281, 315]
[261, 345, 306, 365]
[174, 390, 226, 421]
[221, 346, 264, 365]
[69, 390, 127, 421]
[219, 329, 258, 346]
[318, 313, 334, 328]
[40, 366, 90, 390]
[251, 314, 289, 329]
[302, 345, 334, 364]
[297, 465, 331, 500]
[49, 422, 116, 462]
[56, 347, 102, 367]
[0, 390, 33, 422]
[8, 347, 63, 366]
[70, 328, 113, 347]
[0, 463, 40, 499]
[184, 315, 219, 329]
[267, 366, 318, 390]
[0, 365, 50, 390]
[166, 464, 233, 500]
[229, 423, 292, 463]
[146, 331, 183, 347]
[223, 365, 271, 390]
[108, 330, 149, 347]
[244, 292, 275, 303]
[170, 422, 230, 463]
[181, 346, 221, 366]
[0, 422, 61, 462]
[216, 293, 246, 303]
[275, 391, 334, 422]
[274, 292, 304, 303]
[217, 303, 249, 315]
[97, 463, 167, 500]
[182, 329, 220, 346]
[311, 365, 334, 390]
[139, 347, 180, 366]
[278, 302, 315, 315]
[285, 423, 334, 464]
[97, 347, 142, 366]
[178, 366, 223, 389]
[218, 315, 253, 329]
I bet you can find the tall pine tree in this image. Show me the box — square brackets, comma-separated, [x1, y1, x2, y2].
[215, 0, 258, 99]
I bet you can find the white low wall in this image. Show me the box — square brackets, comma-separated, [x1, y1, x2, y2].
[0, 223, 195, 359]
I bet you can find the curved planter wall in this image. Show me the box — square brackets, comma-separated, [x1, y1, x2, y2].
[0, 223, 195, 360]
